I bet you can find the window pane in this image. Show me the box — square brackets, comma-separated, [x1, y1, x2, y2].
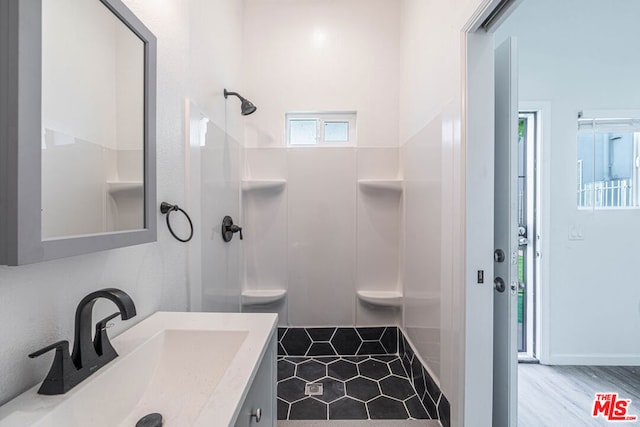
[577, 127, 637, 208]
[324, 121, 349, 142]
[289, 120, 318, 145]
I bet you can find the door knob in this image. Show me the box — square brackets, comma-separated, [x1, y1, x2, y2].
[494, 277, 506, 293]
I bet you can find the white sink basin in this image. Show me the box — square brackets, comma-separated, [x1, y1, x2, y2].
[0, 312, 277, 427]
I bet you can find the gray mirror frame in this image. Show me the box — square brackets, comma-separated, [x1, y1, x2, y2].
[0, 0, 157, 266]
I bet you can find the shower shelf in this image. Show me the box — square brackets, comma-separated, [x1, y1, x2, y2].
[241, 289, 287, 306]
[241, 179, 287, 193]
[357, 179, 403, 193]
[106, 180, 143, 194]
[357, 290, 403, 307]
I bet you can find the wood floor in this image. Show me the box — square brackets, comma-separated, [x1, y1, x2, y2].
[518, 364, 640, 426]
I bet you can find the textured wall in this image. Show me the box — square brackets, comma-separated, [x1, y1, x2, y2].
[0, 0, 244, 405]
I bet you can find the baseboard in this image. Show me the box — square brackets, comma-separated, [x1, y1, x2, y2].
[546, 354, 640, 365]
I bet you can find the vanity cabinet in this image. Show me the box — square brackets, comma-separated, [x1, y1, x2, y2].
[234, 333, 277, 427]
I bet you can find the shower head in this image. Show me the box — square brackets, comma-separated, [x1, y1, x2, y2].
[223, 89, 257, 116]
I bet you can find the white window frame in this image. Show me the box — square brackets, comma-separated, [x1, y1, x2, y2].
[286, 111, 357, 147]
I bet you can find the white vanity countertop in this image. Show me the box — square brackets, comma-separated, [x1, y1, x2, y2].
[0, 311, 278, 427]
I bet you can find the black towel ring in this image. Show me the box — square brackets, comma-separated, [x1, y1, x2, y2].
[160, 202, 194, 243]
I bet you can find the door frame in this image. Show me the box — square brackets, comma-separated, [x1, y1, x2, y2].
[518, 101, 552, 364]
[517, 109, 536, 358]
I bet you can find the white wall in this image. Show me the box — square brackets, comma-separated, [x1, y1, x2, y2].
[243, 0, 400, 149]
[241, 0, 402, 327]
[495, 0, 640, 364]
[399, 0, 490, 425]
[0, 0, 244, 406]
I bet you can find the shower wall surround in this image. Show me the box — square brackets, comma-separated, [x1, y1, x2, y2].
[196, 119, 243, 313]
[399, 0, 469, 419]
[402, 116, 445, 380]
[287, 148, 357, 325]
[242, 147, 402, 327]
[241, 0, 404, 326]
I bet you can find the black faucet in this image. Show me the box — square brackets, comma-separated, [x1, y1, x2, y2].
[28, 288, 136, 395]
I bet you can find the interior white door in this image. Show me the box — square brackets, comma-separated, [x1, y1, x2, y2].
[493, 36, 519, 427]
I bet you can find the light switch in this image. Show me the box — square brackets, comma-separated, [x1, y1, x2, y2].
[568, 225, 584, 240]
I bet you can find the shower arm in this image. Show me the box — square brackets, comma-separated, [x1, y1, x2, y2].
[224, 89, 245, 101]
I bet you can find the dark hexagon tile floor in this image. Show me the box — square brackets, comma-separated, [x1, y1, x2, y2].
[277, 355, 431, 421]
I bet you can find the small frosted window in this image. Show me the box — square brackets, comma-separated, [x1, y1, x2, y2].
[289, 120, 318, 145]
[286, 111, 356, 146]
[324, 121, 349, 142]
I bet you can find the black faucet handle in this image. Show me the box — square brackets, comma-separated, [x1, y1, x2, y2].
[94, 312, 120, 360]
[235, 225, 244, 240]
[96, 312, 121, 330]
[222, 216, 244, 242]
[29, 340, 70, 359]
[28, 340, 78, 395]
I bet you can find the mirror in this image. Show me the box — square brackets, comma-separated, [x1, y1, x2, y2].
[0, 0, 156, 265]
[42, 0, 145, 239]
